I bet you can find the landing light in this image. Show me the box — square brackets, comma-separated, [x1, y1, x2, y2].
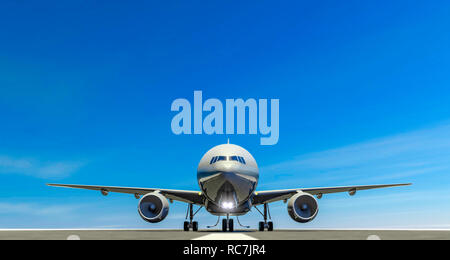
[221, 202, 235, 209]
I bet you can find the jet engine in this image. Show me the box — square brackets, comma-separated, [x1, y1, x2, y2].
[287, 192, 319, 223]
[138, 192, 169, 223]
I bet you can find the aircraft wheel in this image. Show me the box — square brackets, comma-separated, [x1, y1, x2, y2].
[258, 221, 265, 231]
[222, 219, 228, 232]
[183, 221, 190, 231]
[228, 219, 234, 232]
[192, 221, 198, 231]
[268, 221, 273, 231]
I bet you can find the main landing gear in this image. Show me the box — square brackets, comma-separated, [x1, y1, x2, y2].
[255, 204, 274, 231]
[183, 204, 202, 231]
[222, 214, 234, 232]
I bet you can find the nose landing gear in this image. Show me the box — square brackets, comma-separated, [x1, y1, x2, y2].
[222, 214, 234, 232]
[183, 203, 202, 231]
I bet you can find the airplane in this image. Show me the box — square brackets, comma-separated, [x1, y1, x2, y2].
[48, 143, 411, 232]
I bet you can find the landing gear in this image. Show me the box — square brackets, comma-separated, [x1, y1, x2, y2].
[183, 203, 202, 231]
[192, 221, 199, 231]
[258, 221, 264, 231]
[184, 220, 199, 231]
[229, 219, 234, 232]
[222, 214, 234, 232]
[267, 221, 273, 231]
[222, 219, 227, 232]
[257, 221, 273, 231]
[255, 203, 274, 231]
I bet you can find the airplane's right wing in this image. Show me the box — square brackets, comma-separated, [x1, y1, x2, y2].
[252, 183, 411, 205]
[47, 184, 205, 205]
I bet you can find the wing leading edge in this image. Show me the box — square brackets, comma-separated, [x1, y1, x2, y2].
[252, 183, 412, 205]
[47, 184, 205, 205]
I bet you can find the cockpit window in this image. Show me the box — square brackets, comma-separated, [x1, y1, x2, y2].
[229, 156, 239, 162]
[239, 156, 246, 164]
[217, 156, 227, 161]
[210, 155, 246, 164]
[210, 156, 218, 164]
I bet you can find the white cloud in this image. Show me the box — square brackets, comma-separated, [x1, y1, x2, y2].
[0, 156, 83, 179]
[260, 123, 450, 187]
[0, 202, 83, 216]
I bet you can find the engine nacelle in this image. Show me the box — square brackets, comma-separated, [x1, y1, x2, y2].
[287, 192, 319, 223]
[138, 192, 169, 223]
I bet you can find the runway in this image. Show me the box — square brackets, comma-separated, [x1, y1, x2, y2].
[0, 229, 449, 240]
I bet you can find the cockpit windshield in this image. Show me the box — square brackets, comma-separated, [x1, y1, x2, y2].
[229, 156, 239, 162]
[210, 155, 246, 165]
[217, 156, 227, 162]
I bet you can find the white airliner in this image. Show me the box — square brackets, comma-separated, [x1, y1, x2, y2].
[48, 143, 411, 232]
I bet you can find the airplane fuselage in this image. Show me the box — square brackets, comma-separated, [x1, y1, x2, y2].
[197, 144, 259, 216]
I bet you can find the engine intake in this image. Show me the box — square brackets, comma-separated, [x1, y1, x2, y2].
[138, 192, 169, 223]
[287, 192, 319, 223]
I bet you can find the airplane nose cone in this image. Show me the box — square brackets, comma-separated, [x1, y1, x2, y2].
[219, 171, 236, 182]
[213, 162, 239, 173]
[199, 162, 258, 186]
[197, 159, 259, 206]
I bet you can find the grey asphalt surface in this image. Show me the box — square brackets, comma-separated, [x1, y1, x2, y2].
[0, 229, 449, 240]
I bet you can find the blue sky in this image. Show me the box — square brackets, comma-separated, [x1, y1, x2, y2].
[1, 0, 450, 229]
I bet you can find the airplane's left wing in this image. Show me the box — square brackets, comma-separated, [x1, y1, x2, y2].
[47, 184, 204, 205]
[252, 183, 411, 205]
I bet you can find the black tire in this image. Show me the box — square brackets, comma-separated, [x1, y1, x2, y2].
[192, 221, 198, 231]
[258, 221, 265, 231]
[268, 221, 273, 231]
[183, 221, 190, 231]
[222, 219, 228, 232]
[228, 219, 234, 232]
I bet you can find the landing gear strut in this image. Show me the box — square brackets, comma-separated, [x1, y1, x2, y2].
[255, 204, 273, 231]
[222, 214, 234, 232]
[183, 203, 202, 231]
